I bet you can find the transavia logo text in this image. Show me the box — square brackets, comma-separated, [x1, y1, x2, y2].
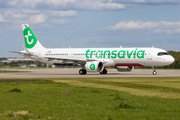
[86, 49, 145, 59]
[90, 64, 95, 70]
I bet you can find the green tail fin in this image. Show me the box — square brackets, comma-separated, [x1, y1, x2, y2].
[22, 24, 44, 50]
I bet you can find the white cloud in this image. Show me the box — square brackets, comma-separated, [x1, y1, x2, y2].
[104, 21, 180, 34]
[28, 13, 47, 25]
[50, 19, 70, 25]
[0, 14, 8, 22]
[5, 0, 127, 10]
[132, 0, 175, 3]
[4, 11, 27, 19]
[7, 0, 42, 7]
[152, 29, 180, 34]
[51, 0, 77, 6]
[89, 2, 126, 10]
[112, 0, 179, 4]
[2, 0, 180, 12]
[21, 9, 41, 14]
[42, 0, 126, 10]
[48, 10, 77, 17]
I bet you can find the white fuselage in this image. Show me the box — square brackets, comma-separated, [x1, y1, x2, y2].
[26, 47, 174, 67]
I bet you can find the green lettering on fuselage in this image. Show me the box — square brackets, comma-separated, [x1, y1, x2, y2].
[137, 50, 145, 58]
[85, 49, 145, 59]
[90, 50, 96, 58]
[96, 50, 103, 58]
[118, 50, 126, 59]
[111, 50, 117, 58]
[103, 50, 110, 58]
[86, 49, 90, 58]
[127, 50, 134, 58]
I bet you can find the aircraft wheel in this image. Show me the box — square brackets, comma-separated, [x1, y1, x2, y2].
[100, 68, 107, 74]
[79, 69, 87, 75]
[152, 71, 157, 75]
[83, 69, 87, 74]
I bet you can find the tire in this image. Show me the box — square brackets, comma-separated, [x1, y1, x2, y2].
[83, 69, 87, 74]
[79, 69, 87, 75]
[79, 69, 83, 75]
[100, 69, 107, 74]
[152, 71, 157, 75]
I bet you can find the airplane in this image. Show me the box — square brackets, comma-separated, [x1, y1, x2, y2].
[9, 24, 174, 75]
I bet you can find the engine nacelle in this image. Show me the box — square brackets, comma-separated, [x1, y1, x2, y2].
[85, 61, 104, 72]
[116, 66, 134, 72]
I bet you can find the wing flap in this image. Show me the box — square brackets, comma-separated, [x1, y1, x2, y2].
[45, 57, 99, 63]
[45, 57, 86, 62]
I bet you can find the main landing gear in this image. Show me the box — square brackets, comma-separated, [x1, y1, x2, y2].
[100, 68, 107, 74]
[152, 66, 157, 75]
[79, 68, 108, 75]
[79, 69, 87, 75]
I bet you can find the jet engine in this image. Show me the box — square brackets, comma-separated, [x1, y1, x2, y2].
[116, 66, 134, 72]
[85, 61, 104, 72]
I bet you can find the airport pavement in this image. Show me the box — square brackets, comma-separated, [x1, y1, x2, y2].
[0, 68, 180, 78]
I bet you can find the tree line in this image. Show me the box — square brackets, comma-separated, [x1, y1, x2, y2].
[165, 51, 180, 68]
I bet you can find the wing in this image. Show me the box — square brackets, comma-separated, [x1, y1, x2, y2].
[45, 56, 99, 64]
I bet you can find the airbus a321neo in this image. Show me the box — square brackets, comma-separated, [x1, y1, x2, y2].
[9, 24, 174, 75]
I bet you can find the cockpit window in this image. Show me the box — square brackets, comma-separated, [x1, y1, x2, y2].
[157, 52, 169, 56]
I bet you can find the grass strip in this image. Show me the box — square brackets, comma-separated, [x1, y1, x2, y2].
[0, 70, 30, 73]
[0, 79, 180, 119]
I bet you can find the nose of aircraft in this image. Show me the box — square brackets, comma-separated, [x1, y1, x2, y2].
[168, 56, 175, 64]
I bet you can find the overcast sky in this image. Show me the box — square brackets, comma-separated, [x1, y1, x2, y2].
[0, 0, 180, 57]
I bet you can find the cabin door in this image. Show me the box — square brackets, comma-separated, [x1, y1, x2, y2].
[147, 50, 153, 60]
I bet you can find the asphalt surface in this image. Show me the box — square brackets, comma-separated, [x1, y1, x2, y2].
[0, 68, 180, 78]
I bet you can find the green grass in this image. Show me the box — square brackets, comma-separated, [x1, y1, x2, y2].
[0, 70, 30, 73]
[0, 77, 180, 119]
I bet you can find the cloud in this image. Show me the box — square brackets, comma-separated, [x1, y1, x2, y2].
[4, 11, 27, 19]
[5, 0, 127, 10]
[45, 0, 126, 10]
[7, 0, 42, 7]
[50, 19, 71, 25]
[28, 13, 47, 24]
[112, 0, 180, 5]
[104, 21, 180, 34]
[1, 0, 179, 11]
[48, 10, 77, 17]
[87, 1, 126, 10]
[0, 14, 8, 22]
[21, 9, 41, 14]
[152, 29, 180, 34]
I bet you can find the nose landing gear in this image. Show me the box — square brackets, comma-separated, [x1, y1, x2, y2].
[152, 66, 157, 75]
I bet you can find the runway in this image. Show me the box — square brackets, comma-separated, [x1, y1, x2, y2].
[0, 68, 180, 78]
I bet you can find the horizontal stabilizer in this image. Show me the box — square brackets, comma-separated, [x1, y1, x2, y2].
[8, 51, 23, 54]
[8, 51, 38, 57]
